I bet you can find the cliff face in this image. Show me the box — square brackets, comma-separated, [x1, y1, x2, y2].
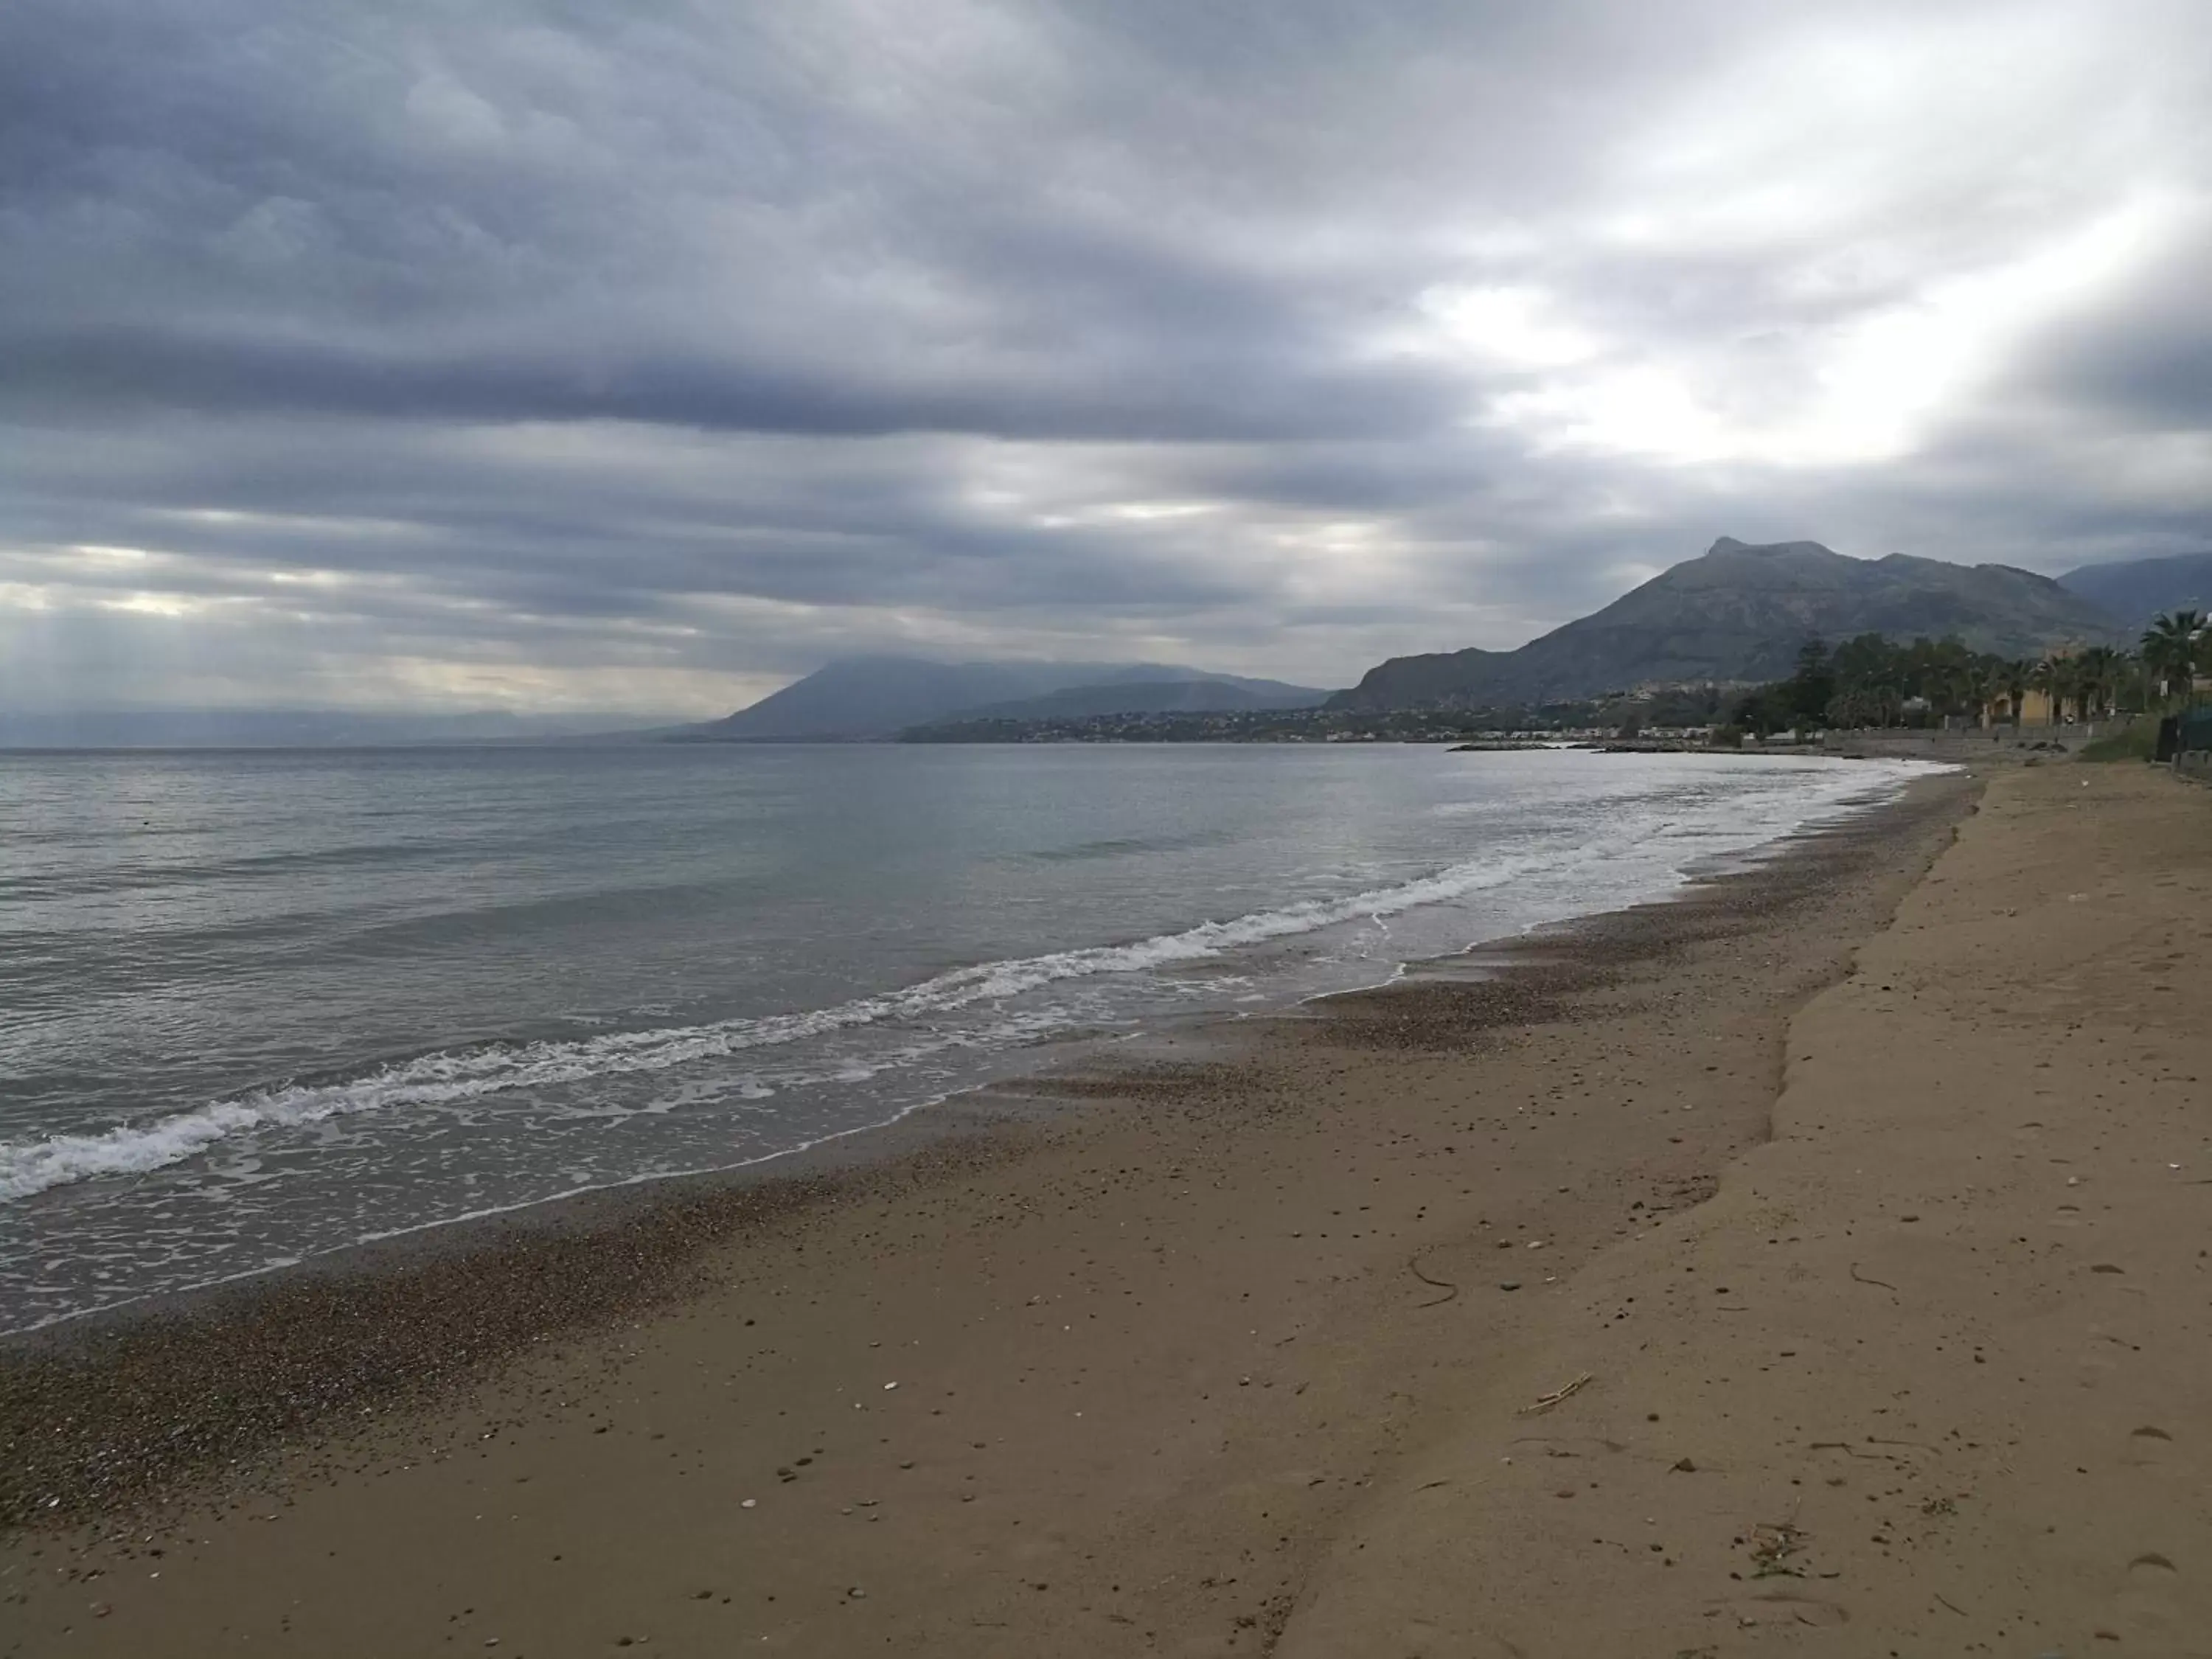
[1332, 538, 2126, 709]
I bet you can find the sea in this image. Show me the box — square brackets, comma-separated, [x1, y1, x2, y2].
[0, 742, 1936, 1333]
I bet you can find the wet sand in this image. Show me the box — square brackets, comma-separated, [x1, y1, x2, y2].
[18, 760, 2174, 1656]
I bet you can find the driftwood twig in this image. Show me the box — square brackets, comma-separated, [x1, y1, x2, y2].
[1517, 1372, 1593, 1415]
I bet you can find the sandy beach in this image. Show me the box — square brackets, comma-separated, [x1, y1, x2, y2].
[7, 757, 2209, 1656]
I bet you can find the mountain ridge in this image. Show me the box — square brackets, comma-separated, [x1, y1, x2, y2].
[939, 677, 1324, 723]
[2058, 552, 2212, 630]
[1331, 537, 2126, 710]
[689, 656, 1324, 741]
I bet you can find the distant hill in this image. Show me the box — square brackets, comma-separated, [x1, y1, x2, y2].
[689, 657, 1326, 741]
[2058, 553, 2212, 630]
[943, 676, 1324, 724]
[1332, 538, 2127, 711]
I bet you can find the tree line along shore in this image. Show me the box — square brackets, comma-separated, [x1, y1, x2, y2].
[899, 613, 2212, 751]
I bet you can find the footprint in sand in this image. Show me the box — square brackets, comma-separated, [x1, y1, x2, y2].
[2077, 1343, 2129, 1386]
[2112, 1550, 2187, 1644]
[2124, 1425, 2177, 1472]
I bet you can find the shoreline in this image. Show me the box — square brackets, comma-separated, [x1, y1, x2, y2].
[0, 771, 1978, 1645]
[1277, 756, 2212, 1653]
[0, 757, 1932, 1355]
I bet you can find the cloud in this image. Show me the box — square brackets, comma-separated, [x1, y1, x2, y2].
[2, 0, 2208, 713]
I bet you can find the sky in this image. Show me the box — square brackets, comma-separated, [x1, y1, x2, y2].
[3, 0, 2208, 717]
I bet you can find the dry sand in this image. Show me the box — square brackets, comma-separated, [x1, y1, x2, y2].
[4, 759, 2205, 1657]
[1280, 759, 2212, 1657]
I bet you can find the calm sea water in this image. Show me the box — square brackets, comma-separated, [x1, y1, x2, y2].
[0, 743, 1933, 1331]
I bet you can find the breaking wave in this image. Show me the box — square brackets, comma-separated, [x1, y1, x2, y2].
[0, 838, 1589, 1203]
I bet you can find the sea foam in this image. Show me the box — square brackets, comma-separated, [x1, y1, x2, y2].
[0, 835, 1612, 1201]
[0, 756, 1937, 1206]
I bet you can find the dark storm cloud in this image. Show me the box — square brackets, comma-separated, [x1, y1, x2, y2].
[2, 0, 2208, 712]
[0, 323, 1469, 443]
[2000, 214, 2212, 432]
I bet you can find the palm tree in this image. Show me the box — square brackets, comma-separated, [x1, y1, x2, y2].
[2120, 653, 2154, 715]
[1940, 661, 1992, 728]
[2064, 654, 2094, 723]
[2029, 656, 2066, 724]
[1998, 659, 2031, 726]
[1965, 662, 1994, 726]
[2178, 614, 2211, 700]
[2075, 647, 2122, 720]
[2142, 611, 2203, 706]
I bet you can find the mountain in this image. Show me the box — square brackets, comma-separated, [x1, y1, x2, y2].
[689, 656, 1324, 740]
[2058, 553, 2212, 630]
[1332, 538, 2127, 711]
[941, 676, 1324, 723]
